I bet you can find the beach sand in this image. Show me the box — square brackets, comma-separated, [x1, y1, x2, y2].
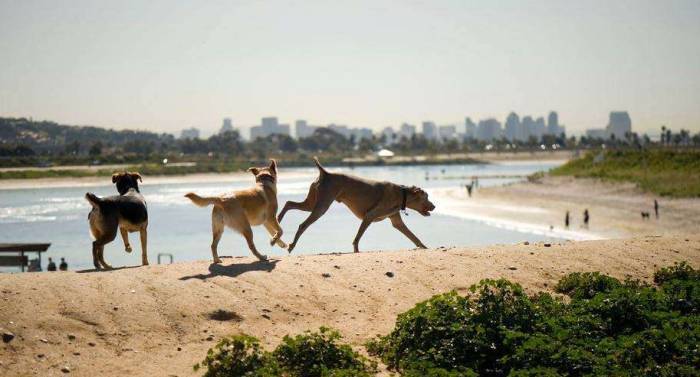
[1, 236, 699, 376]
[431, 175, 700, 240]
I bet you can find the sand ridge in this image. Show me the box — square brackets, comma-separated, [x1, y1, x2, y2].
[1, 236, 699, 376]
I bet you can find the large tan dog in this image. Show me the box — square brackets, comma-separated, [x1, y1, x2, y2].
[278, 157, 435, 253]
[185, 160, 286, 263]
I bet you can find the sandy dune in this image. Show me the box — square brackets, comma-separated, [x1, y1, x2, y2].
[1, 236, 698, 376]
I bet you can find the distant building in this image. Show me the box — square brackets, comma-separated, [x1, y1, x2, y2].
[464, 117, 477, 139]
[438, 125, 457, 141]
[328, 124, 351, 139]
[422, 121, 438, 140]
[504, 112, 521, 141]
[476, 118, 502, 141]
[295, 120, 317, 139]
[521, 116, 535, 141]
[547, 112, 559, 135]
[219, 118, 234, 134]
[606, 111, 632, 140]
[250, 117, 290, 139]
[381, 127, 396, 143]
[398, 123, 416, 139]
[180, 127, 200, 139]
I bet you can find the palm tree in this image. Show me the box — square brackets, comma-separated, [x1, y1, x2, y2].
[661, 125, 666, 145]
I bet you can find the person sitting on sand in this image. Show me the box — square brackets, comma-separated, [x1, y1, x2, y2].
[47, 257, 57, 272]
[59, 258, 68, 271]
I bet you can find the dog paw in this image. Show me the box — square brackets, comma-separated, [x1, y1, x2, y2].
[287, 244, 295, 253]
[125, 245, 132, 253]
[257, 255, 268, 261]
[213, 258, 222, 264]
[142, 261, 149, 266]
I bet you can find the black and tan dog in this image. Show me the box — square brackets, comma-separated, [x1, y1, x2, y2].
[184, 159, 286, 263]
[278, 157, 435, 253]
[85, 172, 149, 269]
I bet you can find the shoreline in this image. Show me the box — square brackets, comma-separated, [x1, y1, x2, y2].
[1, 236, 698, 376]
[430, 175, 700, 240]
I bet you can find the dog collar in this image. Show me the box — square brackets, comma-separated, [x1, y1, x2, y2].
[400, 186, 408, 211]
[257, 175, 276, 184]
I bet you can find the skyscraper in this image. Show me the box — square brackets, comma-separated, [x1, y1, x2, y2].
[295, 120, 317, 139]
[465, 117, 477, 139]
[250, 116, 290, 139]
[422, 121, 438, 140]
[219, 118, 234, 134]
[476, 119, 502, 141]
[547, 111, 559, 136]
[606, 111, 632, 140]
[504, 112, 521, 141]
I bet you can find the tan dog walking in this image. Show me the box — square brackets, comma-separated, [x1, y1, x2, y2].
[278, 157, 435, 253]
[185, 160, 286, 263]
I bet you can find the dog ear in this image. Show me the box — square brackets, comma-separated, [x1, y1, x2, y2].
[112, 173, 121, 183]
[130, 172, 143, 182]
[247, 167, 260, 175]
[269, 159, 277, 174]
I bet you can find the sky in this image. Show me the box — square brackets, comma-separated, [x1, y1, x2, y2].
[1, 0, 699, 137]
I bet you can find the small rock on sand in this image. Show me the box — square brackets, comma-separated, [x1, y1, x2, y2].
[61, 366, 71, 373]
[385, 272, 395, 278]
[67, 334, 76, 341]
[523, 241, 530, 245]
[544, 243, 552, 247]
[508, 266, 517, 270]
[322, 273, 331, 278]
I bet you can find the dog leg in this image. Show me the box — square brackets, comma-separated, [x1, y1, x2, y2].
[264, 220, 287, 248]
[240, 222, 267, 261]
[98, 245, 112, 270]
[278, 184, 318, 222]
[92, 241, 102, 270]
[120, 227, 132, 253]
[287, 193, 334, 253]
[211, 207, 225, 263]
[352, 219, 373, 253]
[139, 227, 149, 266]
[390, 213, 427, 249]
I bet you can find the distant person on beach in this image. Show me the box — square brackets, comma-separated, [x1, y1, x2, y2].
[465, 183, 473, 197]
[583, 209, 590, 228]
[565, 211, 570, 228]
[47, 257, 56, 272]
[654, 199, 659, 219]
[59, 258, 68, 271]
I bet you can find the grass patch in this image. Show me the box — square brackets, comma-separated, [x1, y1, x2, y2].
[550, 149, 700, 197]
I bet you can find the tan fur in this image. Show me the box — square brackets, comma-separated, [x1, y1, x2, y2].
[185, 160, 286, 263]
[279, 157, 436, 253]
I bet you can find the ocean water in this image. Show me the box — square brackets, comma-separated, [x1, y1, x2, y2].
[0, 161, 563, 271]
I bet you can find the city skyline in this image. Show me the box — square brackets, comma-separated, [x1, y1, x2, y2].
[1, 1, 699, 136]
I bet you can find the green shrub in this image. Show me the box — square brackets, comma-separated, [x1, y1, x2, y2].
[196, 328, 375, 377]
[273, 327, 375, 377]
[193, 334, 280, 377]
[554, 271, 622, 299]
[369, 263, 700, 376]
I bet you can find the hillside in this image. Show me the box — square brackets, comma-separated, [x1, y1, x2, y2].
[1, 236, 698, 376]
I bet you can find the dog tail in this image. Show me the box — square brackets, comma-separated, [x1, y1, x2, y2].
[313, 156, 328, 176]
[185, 192, 223, 207]
[85, 192, 102, 208]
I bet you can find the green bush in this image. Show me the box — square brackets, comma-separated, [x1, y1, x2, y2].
[273, 327, 375, 377]
[554, 271, 622, 299]
[369, 263, 700, 376]
[196, 328, 375, 377]
[194, 334, 280, 377]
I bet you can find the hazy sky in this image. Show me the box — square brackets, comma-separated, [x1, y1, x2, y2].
[1, 0, 698, 136]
